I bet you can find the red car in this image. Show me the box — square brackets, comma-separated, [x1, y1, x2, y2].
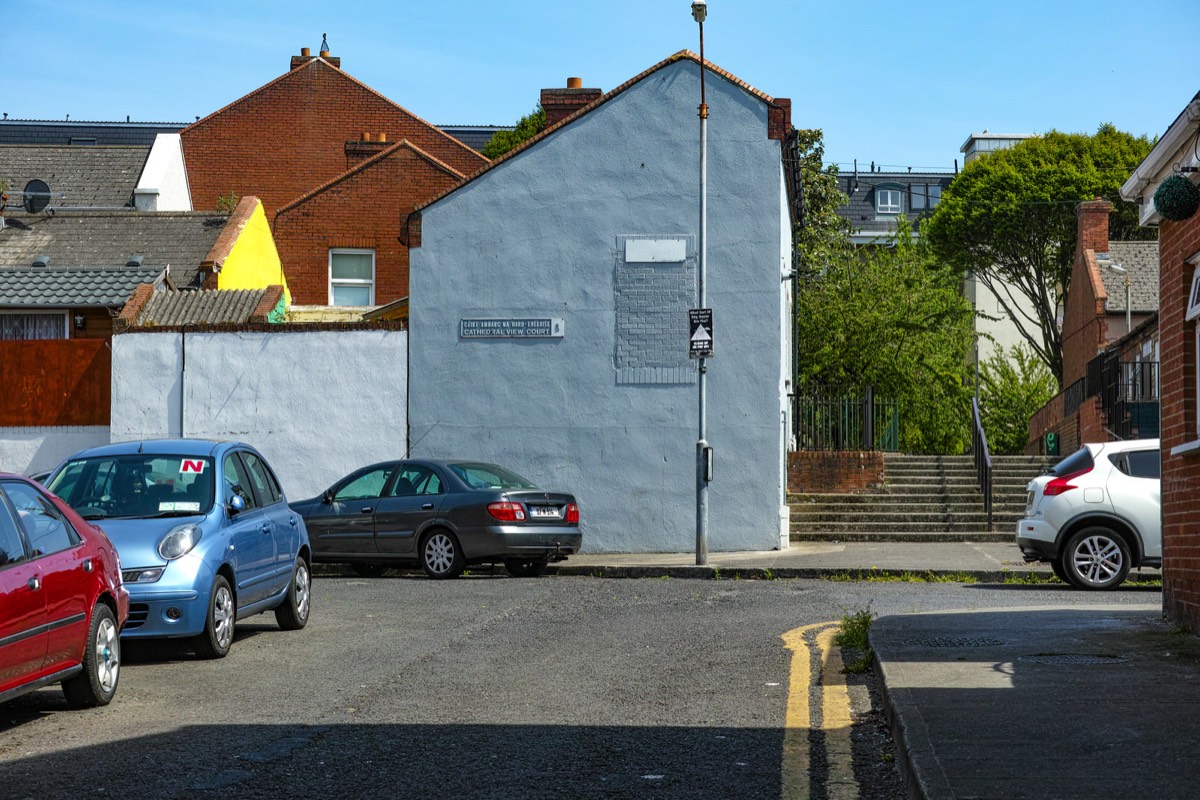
[0, 473, 129, 707]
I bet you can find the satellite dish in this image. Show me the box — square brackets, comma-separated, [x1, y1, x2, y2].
[23, 179, 51, 213]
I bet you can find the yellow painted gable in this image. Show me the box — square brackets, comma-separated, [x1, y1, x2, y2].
[217, 202, 292, 306]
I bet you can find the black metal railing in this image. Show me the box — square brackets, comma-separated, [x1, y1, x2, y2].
[794, 385, 899, 451]
[971, 397, 993, 532]
[1107, 361, 1160, 440]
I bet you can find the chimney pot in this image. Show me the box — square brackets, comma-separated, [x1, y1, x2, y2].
[320, 49, 330, 57]
[567, 77, 582, 89]
[377, 133, 387, 143]
[301, 47, 310, 57]
[362, 132, 371, 142]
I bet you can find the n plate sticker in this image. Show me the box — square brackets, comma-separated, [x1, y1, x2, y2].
[180, 459, 206, 474]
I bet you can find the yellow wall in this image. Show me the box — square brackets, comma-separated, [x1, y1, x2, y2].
[218, 201, 292, 305]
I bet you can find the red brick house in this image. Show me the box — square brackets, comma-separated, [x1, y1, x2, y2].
[1027, 201, 1159, 454]
[1121, 92, 1200, 630]
[180, 46, 488, 306]
[273, 138, 466, 309]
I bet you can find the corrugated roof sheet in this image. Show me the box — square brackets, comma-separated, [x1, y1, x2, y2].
[0, 144, 151, 207]
[1099, 241, 1159, 313]
[0, 210, 229, 287]
[136, 288, 267, 326]
[0, 266, 163, 306]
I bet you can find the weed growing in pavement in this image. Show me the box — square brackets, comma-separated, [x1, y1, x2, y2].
[1002, 570, 1060, 585]
[823, 568, 975, 584]
[836, 605, 876, 674]
[761, 568, 777, 581]
[711, 567, 721, 580]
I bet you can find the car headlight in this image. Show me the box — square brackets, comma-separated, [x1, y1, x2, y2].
[158, 524, 203, 560]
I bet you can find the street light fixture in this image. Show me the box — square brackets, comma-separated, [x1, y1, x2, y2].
[692, 0, 710, 566]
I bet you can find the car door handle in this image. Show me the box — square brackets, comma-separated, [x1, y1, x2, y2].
[82, 558, 94, 573]
[422, 503, 434, 510]
[289, 517, 298, 527]
[27, 577, 40, 591]
[261, 523, 272, 534]
[360, 507, 373, 514]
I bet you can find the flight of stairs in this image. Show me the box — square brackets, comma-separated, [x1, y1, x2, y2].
[789, 453, 1051, 542]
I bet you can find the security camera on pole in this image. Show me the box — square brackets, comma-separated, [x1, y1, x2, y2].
[690, 0, 712, 566]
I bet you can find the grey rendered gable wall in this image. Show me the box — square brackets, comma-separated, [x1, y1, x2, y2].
[409, 59, 787, 553]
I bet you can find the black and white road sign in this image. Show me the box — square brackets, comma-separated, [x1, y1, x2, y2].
[689, 308, 714, 358]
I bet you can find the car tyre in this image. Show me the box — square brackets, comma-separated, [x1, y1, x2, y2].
[1050, 558, 1072, 585]
[62, 603, 120, 708]
[275, 557, 311, 631]
[351, 563, 389, 578]
[421, 529, 465, 579]
[193, 575, 236, 659]
[1063, 527, 1131, 590]
[504, 558, 548, 578]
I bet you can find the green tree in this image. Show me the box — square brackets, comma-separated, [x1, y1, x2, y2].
[976, 344, 1057, 455]
[795, 214, 976, 453]
[923, 125, 1156, 385]
[481, 106, 547, 160]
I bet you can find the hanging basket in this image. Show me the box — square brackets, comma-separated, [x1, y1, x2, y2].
[1153, 174, 1200, 221]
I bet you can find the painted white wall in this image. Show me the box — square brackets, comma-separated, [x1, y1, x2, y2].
[134, 133, 191, 211]
[966, 273, 1043, 363]
[0, 426, 109, 476]
[410, 60, 789, 553]
[110, 329, 408, 500]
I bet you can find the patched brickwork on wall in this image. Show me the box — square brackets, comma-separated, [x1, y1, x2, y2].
[787, 451, 884, 494]
[181, 58, 486, 216]
[1158, 211, 1200, 630]
[273, 143, 465, 304]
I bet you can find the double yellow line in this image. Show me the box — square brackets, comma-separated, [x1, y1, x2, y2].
[780, 622, 859, 800]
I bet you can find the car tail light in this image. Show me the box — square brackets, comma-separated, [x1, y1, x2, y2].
[566, 503, 579, 524]
[1043, 467, 1092, 496]
[488, 502, 527, 522]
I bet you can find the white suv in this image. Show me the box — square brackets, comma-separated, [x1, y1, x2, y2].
[1016, 439, 1161, 590]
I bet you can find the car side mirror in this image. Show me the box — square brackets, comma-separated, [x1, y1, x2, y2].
[227, 493, 246, 515]
[322, 489, 334, 504]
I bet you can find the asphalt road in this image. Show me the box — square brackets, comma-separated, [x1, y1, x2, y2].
[0, 573, 1156, 799]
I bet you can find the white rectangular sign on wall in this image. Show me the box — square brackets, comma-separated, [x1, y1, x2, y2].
[624, 238, 687, 263]
[460, 318, 565, 338]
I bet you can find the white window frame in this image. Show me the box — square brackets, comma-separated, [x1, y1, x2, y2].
[328, 249, 376, 307]
[876, 188, 902, 215]
[0, 309, 69, 340]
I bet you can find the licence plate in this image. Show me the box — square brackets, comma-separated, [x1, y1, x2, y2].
[529, 506, 561, 519]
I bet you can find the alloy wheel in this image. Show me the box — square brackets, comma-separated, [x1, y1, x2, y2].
[213, 584, 235, 649]
[425, 533, 456, 575]
[95, 615, 120, 694]
[1071, 534, 1125, 586]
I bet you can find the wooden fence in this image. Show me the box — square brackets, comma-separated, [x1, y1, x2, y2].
[0, 340, 111, 426]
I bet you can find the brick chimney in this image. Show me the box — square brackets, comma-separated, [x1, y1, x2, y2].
[345, 133, 391, 169]
[291, 45, 341, 70]
[540, 77, 602, 127]
[1077, 198, 1113, 255]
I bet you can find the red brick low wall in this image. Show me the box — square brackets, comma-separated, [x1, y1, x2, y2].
[788, 451, 884, 494]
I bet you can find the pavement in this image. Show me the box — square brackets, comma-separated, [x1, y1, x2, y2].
[554, 542, 1180, 799]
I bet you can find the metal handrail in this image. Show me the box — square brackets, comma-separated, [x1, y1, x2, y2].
[971, 397, 993, 532]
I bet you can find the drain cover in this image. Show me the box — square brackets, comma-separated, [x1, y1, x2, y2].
[904, 637, 1006, 648]
[1018, 654, 1129, 665]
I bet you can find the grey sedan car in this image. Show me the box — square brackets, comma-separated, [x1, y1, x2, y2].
[290, 460, 581, 579]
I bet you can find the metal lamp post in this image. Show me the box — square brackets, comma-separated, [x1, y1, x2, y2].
[692, 0, 709, 565]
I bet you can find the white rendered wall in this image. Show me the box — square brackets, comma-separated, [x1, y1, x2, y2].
[967, 273, 1043, 364]
[0, 426, 110, 476]
[134, 133, 191, 211]
[111, 329, 408, 500]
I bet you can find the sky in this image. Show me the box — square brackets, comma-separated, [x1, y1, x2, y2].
[5, 0, 1197, 171]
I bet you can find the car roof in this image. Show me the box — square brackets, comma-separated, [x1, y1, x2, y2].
[62, 438, 236, 459]
[1093, 438, 1160, 452]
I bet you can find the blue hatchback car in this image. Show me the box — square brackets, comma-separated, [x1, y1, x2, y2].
[46, 439, 311, 658]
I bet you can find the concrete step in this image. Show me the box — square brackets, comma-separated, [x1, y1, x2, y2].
[789, 520, 1010, 534]
[789, 530, 1013, 543]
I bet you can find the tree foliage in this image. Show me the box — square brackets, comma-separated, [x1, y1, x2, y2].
[793, 139, 977, 454]
[977, 344, 1057, 455]
[923, 125, 1156, 385]
[481, 106, 547, 160]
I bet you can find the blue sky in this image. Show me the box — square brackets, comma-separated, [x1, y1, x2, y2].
[6, 0, 1195, 170]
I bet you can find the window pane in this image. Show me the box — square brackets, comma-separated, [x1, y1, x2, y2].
[0, 313, 66, 340]
[243, 454, 281, 506]
[331, 252, 374, 281]
[1125, 450, 1161, 479]
[223, 454, 259, 511]
[332, 285, 372, 306]
[336, 468, 393, 501]
[910, 185, 926, 210]
[877, 189, 901, 214]
[0, 493, 26, 566]
[929, 184, 942, 206]
[0, 481, 78, 556]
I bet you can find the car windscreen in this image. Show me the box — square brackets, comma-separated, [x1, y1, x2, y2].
[47, 455, 215, 520]
[448, 463, 539, 490]
[1050, 447, 1094, 477]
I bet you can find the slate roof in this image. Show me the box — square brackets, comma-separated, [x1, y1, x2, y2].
[0, 210, 230, 288]
[834, 170, 956, 241]
[0, 120, 187, 147]
[0, 266, 164, 306]
[0, 145, 150, 208]
[1098, 242, 1160, 313]
[135, 288, 269, 326]
[439, 125, 513, 152]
